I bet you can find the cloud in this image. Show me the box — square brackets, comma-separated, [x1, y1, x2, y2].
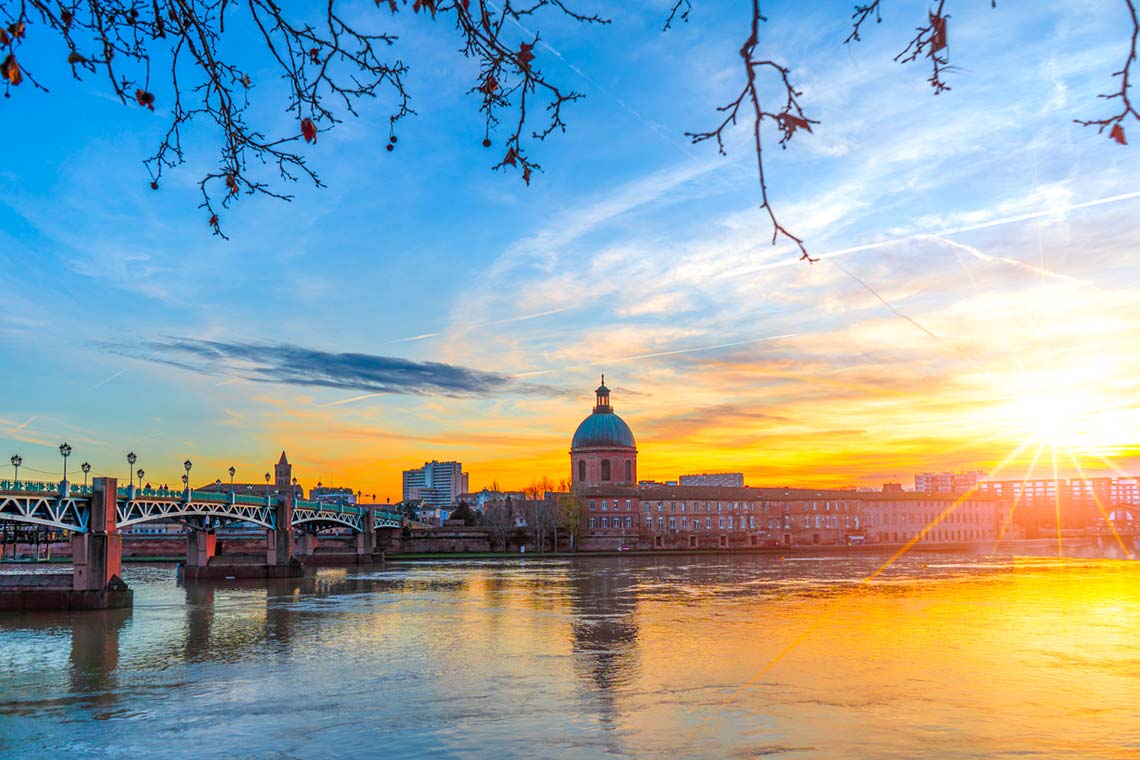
[111, 338, 549, 398]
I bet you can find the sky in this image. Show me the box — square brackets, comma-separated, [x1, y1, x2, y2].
[1, 0, 1139, 500]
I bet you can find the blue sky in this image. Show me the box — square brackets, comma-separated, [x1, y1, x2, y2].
[1, 0, 1138, 497]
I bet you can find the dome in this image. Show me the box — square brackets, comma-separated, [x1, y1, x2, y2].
[572, 411, 636, 450]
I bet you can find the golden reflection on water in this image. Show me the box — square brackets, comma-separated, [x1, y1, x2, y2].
[1, 554, 1138, 758]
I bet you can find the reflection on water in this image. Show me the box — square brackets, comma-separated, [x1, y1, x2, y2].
[2, 553, 1139, 758]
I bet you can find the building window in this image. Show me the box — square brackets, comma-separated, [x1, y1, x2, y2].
[601, 517, 609, 528]
[644, 503, 650, 512]
[645, 517, 652, 529]
[625, 460, 632, 481]
[681, 516, 688, 529]
[657, 516, 664, 530]
[625, 517, 633, 528]
[578, 460, 586, 481]
[601, 460, 611, 481]
[669, 517, 676, 530]
[705, 517, 712, 529]
[626, 499, 632, 510]
[589, 517, 596, 528]
[589, 499, 595, 510]
[658, 503, 663, 513]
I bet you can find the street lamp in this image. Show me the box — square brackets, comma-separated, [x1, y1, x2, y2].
[137, 469, 145, 490]
[127, 451, 137, 489]
[59, 442, 72, 484]
[181, 474, 188, 489]
[215, 478, 222, 492]
[264, 472, 270, 495]
[11, 454, 22, 484]
[184, 459, 193, 492]
[81, 461, 91, 488]
[228, 466, 236, 493]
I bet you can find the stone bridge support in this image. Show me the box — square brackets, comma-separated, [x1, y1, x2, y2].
[295, 531, 318, 558]
[265, 492, 301, 577]
[73, 478, 125, 594]
[357, 506, 376, 560]
[186, 530, 217, 568]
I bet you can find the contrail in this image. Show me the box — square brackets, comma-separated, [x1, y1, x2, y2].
[87, 368, 127, 391]
[607, 333, 799, 363]
[912, 234, 1093, 287]
[724, 189, 1140, 277]
[468, 306, 574, 329]
[319, 392, 385, 408]
[390, 333, 441, 344]
[387, 307, 574, 345]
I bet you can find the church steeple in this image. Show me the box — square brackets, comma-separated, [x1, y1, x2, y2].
[594, 373, 612, 413]
[274, 451, 292, 491]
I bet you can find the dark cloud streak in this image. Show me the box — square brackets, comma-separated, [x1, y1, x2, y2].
[112, 338, 535, 398]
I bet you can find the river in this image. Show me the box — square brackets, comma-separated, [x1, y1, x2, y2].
[1, 552, 1138, 758]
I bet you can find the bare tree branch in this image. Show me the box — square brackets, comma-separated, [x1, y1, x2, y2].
[0, 0, 1134, 254]
[663, 0, 690, 32]
[0, 0, 602, 234]
[1075, 0, 1138, 145]
[685, 1, 817, 262]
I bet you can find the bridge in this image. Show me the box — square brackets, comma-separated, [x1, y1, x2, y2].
[0, 477, 406, 610]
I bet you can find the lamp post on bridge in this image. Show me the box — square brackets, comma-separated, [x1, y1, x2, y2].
[183, 459, 193, 498]
[81, 461, 91, 489]
[127, 451, 137, 490]
[228, 466, 236, 494]
[11, 454, 22, 486]
[137, 469, 145, 493]
[59, 442, 72, 496]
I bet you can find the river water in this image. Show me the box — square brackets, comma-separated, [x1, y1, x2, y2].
[1, 552, 1138, 758]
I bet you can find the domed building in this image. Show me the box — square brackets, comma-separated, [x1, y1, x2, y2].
[570, 376, 637, 487]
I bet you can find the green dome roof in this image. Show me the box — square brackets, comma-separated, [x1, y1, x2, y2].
[572, 411, 636, 450]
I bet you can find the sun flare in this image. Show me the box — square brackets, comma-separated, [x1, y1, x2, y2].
[999, 368, 1138, 455]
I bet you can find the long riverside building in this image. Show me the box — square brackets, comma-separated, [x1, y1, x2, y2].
[568, 378, 1010, 551]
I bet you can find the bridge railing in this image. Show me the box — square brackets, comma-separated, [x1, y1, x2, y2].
[0, 479, 74, 494]
[294, 499, 364, 516]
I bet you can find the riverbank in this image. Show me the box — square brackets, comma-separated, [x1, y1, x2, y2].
[2, 535, 1131, 569]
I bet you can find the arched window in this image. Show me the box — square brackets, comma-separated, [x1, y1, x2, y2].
[601, 459, 611, 481]
[578, 460, 585, 481]
[625, 460, 632, 482]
